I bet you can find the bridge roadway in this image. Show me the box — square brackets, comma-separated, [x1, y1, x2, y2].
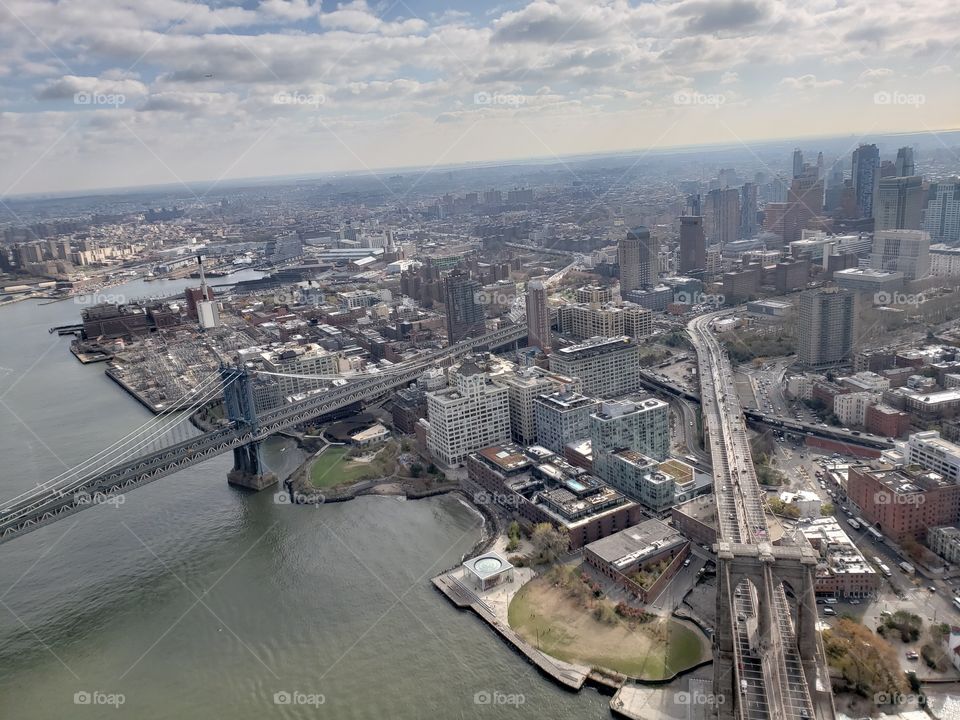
[690, 313, 833, 720]
[0, 323, 528, 545]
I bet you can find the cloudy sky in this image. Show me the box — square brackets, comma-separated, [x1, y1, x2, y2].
[0, 0, 957, 196]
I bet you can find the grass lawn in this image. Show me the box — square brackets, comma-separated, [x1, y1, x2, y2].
[309, 443, 399, 489]
[507, 576, 708, 679]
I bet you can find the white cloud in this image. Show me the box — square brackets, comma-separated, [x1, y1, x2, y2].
[779, 74, 843, 90]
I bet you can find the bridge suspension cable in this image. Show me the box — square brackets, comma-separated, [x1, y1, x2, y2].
[0, 371, 236, 510]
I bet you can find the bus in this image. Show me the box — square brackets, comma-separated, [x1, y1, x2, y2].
[866, 527, 883, 543]
[847, 519, 861, 531]
[899, 561, 915, 575]
[871, 555, 893, 577]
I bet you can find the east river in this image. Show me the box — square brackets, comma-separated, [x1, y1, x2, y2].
[0, 274, 606, 718]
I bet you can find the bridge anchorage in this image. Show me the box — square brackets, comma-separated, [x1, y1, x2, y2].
[221, 365, 277, 492]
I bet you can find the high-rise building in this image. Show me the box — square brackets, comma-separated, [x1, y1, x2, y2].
[895, 146, 915, 177]
[557, 301, 653, 341]
[766, 171, 824, 243]
[425, 367, 510, 467]
[874, 176, 924, 231]
[852, 144, 880, 218]
[824, 159, 846, 211]
[792, 148, 804, 179]
[618, 231, 641, 293]
[549, 336, 640, 399]
[618, 227, 658, 291]
[739, 183, 758, 239]
[525, 279, 551, 352]
[924, 179, 960, 243]
[705, 188, 740, 246]
[590, 398, 671, 509]
[533, 391, 597, 454]
[678, 215, 706, 274]
[494, 368, 582, 445]
[869, 229, 931, 280]
[444, 268, 486, 343]
[797, 287, 857, 369]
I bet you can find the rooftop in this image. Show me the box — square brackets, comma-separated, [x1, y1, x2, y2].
[585, 519, 686, 569]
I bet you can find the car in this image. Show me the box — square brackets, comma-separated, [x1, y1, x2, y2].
[849, 599, 861, 605]
[824, 597, 838, 605]
[823, 607, 836, 616]
[683, 558, 691, 568]
[928, 585, 937, 593]
[905, 651, 919, 660]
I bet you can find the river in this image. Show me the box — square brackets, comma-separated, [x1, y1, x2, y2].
[0, 273, 607, 718]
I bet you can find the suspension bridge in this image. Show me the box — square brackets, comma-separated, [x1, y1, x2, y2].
[0, 323, 528, 545]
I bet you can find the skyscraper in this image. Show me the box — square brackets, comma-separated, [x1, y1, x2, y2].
[678, 215, 707, 274]
[924, 180, 960, 243]
[792, 148, 804, 179]
[705, 188, 740, 246]
[739, 182, 758, 238]
[618, 231, 641, 292]
[797, 287, 857, 369]
[619, 226, 658, 291]
[770, 171, 823, 243]
[525, 279, 551, 353]
[895, 146, 915, 177]
[874, 176, 924, 231]
[444, 268, 486, 343]
[852, 144, 880, 219]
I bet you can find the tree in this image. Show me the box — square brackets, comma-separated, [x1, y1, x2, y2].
[531, 523, 569, 565]
[823, 618, 907, 699]
[821, 502, 834, 516]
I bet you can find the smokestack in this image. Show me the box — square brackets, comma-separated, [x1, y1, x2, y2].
[197, 254, 207, 297]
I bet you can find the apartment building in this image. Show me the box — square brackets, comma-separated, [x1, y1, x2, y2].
[549, 336, 641, 399]
[533, 391, 597, 454]
[425, 367, 510, 467]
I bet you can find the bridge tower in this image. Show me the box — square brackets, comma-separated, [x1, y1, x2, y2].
[221, 365, 277, 491]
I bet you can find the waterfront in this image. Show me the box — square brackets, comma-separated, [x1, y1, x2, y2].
[0, 277, 608, 719]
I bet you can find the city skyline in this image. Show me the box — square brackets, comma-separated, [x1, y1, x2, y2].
[1, 0, 959, 195]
